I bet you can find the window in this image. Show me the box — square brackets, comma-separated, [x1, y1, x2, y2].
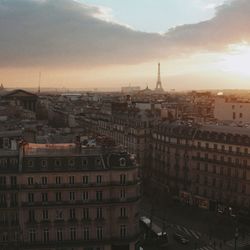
[69, 159, 75, 167]
[56, 210, 63, 220]
[82, 158, 88, 168]
[97, 227, 103, 240]
[239, 113, 243, 118]
[120, 207, 126, 217]
[69, 176, 75, 184]
[70, 192, 75, 201]
[120, 225, 126, 238]
[0, 176, 6, 186]
[70, 227, 76, 240]
[96, 207, 103, 219]
[212, 179, 216, 186]
[96, 158, 102, 167]
[54, 159, 61, 167]
[3, 138, 10, 149]
[83, 228, 89, 240]
[242, 184, 246, 194]
[120, 174, 126, 185]
[69, 208, 76, 219]
[56, 192, 62, 202]
[220, 167, 224, 175]
[204, 164, 208, 172]
[120, 158, 126, 167]
[213, 144, 217, 150]
[43, 228, 49, 242]
[0, 159, 7, 168]
[56, 176, 61, 184]
[213, 165, 216, 174]
[28, 193, 34, 203]
[57, 228, 63, 241]
[29, 229, 36, 242]
[96, 175, 102, 184]
[120, 189, 126, 199]
[96, 191, 103, 201]
[42, 176, 48, 185]
[233, 112, 236, 120]
[82, 176, 89, 184]
[42, 193, 48, 202]
[41, 160, 47, 168]
[28, 160, 33, 167]
[81, 191, 89, 201]
[42, 209, 49, 220]
[28, 177, 33, 185]
[82, 208, 89, 220]
[28, 209, 35, 222]
[10, 176, 17, 186]
[10, 193, 18, 207]
[196, 163, 200, 171]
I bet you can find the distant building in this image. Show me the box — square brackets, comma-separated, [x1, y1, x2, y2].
[0, 142, 140, 250]
[121, 86, 140, 94]
[0, 84, 4, 91]
[214, 97, 250, 124]
[2, 89, 38, 112]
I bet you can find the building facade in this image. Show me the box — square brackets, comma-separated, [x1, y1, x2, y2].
[214, 97, 250, 124]
[0, 142, 140, 250]
[150, 122, 250, 217]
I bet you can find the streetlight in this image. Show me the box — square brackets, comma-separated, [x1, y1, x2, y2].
[234, 227, 239, 250]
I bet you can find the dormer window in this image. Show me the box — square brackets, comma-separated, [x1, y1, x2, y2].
[119, 158, 126, 167]
[41, 160, 47, 168]
[28, 160, 33, 168]
[54, 159, 61, 167]
[96, 158, 102, 167]
[82, 158, 88, 168]
[68, 159, 75, 167]
[3, 138, 10, 149]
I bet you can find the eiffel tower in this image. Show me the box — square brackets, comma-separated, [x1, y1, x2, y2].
[155, 63, 164, 93]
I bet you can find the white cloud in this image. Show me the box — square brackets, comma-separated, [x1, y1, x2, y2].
[0, 0, 250, 68]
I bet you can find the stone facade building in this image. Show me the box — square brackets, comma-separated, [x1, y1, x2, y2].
[150, 122, 250, 217]
[0, 142, 140, 250]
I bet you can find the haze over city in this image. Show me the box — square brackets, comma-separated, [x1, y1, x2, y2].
[1, 0, 250, 90]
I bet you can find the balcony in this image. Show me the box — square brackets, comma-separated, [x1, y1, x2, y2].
[20, 180, 139, 190]
[54, 219, 65, 224]
[21, 196, 141, 207]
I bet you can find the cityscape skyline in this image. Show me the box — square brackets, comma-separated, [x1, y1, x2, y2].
[1, 0, 250, 90]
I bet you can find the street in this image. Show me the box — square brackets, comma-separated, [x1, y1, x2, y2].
[140, 197, 250, 250]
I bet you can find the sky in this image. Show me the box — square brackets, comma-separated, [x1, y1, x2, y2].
[0, 0, 250, 91]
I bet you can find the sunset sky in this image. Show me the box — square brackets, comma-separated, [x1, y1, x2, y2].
[0, 0, 250, 91]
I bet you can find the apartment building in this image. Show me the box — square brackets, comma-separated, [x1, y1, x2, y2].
[150, 122, 250, 216]
[214, 97, 250, 124]
[0, 142, 140, 250]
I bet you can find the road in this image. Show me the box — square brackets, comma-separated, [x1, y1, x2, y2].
[140, 197, 250, 250]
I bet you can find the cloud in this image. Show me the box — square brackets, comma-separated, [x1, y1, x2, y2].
[0, 0, 250, 68]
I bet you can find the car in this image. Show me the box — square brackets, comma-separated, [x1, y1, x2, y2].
[173, 233, 189, 244]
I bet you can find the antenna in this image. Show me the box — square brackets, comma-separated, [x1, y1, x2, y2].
[38, 72, 41, 94]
